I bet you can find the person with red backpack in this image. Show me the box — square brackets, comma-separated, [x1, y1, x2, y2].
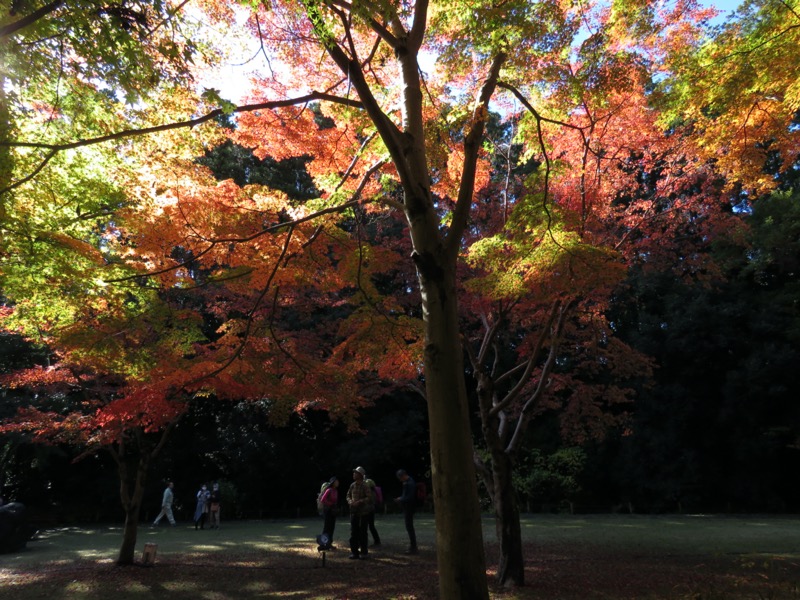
[317, 476, 339, 550]
[395, 469, 418, 555]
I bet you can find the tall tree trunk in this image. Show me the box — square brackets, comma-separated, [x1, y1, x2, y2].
[492, 450, 525, 587]
[416, 251, 490, 600]
[310, 3, 496, 593]
[471, 300, 571, 587]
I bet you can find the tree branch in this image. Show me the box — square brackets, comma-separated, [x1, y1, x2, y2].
[326, 0, 401, 48]
[491, 299, 563, 417]
[0, 0, 64, 39]
[506, 300, 573, 456]
[446, 52, 507, 257]
[1, 93, 363, 152]
[103, 196, 364, 284]
[0, 92, 366, 196]
[409, 0, 429, 51]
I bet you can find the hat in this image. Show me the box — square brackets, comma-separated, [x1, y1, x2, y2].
[328, 476, 338, 485]
[353, 466, 366, 477]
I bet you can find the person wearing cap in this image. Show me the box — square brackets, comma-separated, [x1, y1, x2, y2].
[346, 466, 374, 559]
[320, 476, 339, 548]
[396, 469, 418, 554]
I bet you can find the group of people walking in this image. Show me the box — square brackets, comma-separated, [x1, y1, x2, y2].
[151, 481, 222, 529]
[318, 466, 418, 559]
[153, 468, 420, 559]
[193, 482, 222, 529]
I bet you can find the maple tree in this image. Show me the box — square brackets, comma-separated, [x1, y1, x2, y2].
[0, 0, 332, 566]
[0, 0, 261, 564]
[447, 0, 750, 584]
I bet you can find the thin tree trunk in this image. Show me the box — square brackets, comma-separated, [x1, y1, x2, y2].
[476, 377, 526, 588]
[492, 451, 525, 587]
[118, 503, 142, 566]
[112, 425, 175, 566]
[115, 448, 150, 565]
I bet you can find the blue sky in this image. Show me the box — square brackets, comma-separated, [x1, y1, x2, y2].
[703, 0, 743, 19]
[203, 0, 751, 104]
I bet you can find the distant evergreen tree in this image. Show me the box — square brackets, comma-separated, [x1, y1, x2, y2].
[600, 188, 800, 512]
[197, 140, 317, 200]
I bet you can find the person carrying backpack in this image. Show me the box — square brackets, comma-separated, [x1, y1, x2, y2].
[318, 476, 339, 549]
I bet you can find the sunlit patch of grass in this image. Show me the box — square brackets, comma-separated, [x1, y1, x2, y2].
[160, 580, 201, 591]
[76, 549, 116, 559]
[37, 527, 101, 539]
[119, 581, 151, 593]
[240, 581, 275, 593]
[186, 544, 227, 551]
[0, 569, 46, 585]
[242, 542, 273, 551]
[65, 579, 95, 593]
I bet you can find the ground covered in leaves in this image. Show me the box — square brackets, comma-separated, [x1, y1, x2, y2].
[3, 515, 800, 599]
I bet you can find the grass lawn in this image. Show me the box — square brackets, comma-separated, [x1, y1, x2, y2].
[2, 513, 800, 599]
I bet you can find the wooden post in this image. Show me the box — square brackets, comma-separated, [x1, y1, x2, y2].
[142, 542, 158, 565]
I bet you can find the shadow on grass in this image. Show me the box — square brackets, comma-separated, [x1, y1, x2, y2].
[4, 515, 800, 599]
[1, 518, 441, 600]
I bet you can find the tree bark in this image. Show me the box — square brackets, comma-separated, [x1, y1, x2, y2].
[476, 376, 526, 587]
[115, 447, 150, 565]
[492, 450, 525, 587]
[112, 425, 174, 566]
[417, 250, 490, 600]
[0, 0, 64, 39]
[303, 2, 494, 594]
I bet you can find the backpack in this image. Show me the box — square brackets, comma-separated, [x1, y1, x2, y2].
[415, 481, 427, 506]
[316, 482, 331, 514]
[365, 479, 382, 507]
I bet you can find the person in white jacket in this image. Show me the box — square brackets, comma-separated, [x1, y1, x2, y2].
[153, 481, 176, 526]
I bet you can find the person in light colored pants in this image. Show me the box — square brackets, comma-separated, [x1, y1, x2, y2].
[153, 482, 176, 526]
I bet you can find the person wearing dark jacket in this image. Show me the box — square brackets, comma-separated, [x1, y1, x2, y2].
[365, 478, 381, 546]
[395, 469, 417, 554]
[208, 482, 222, 529]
